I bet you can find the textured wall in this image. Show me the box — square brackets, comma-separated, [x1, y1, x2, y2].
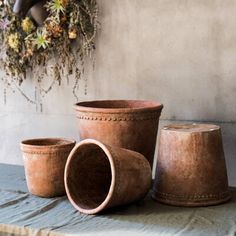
[1, 0, 236, 165]
[94, 0, 236, 122]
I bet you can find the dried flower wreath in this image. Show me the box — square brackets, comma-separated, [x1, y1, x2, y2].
[0, 0, 98, 103]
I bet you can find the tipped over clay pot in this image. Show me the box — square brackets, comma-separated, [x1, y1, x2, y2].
[74, 100, 163, 168]
[65, 139, 152, 214]
[21, 138, 76, 198]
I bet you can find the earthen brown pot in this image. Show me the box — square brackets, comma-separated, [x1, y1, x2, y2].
[64, 139, 152, 214]
[152, 123, 231, 206]
[21, 138, 76, 198]
[74, 100, 163, 168]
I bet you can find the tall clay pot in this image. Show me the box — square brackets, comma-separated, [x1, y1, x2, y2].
[64, 139, 152, 214]
[21, 138, 76, 198]
[74, 100, 163, 168]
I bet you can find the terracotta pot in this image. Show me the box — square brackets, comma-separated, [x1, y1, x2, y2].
[21, 138, 76, 198]
[74, 100, 163, 168]
[152, 123, 231, 206]
[65, 139, 151, 214]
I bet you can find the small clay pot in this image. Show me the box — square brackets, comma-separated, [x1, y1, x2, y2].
[21, 138, 76, 198]
[152, 124, 231, 206]
[74, 100, 163, 168]
[64, 139, 152, 214]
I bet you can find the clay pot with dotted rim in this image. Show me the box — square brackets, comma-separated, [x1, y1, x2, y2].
[64, 139, 152, 215]
[21, 138, 76, 198]
[74, 100, 163, 169]
[152, 123, 231, 206]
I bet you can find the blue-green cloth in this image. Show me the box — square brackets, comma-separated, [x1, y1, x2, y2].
[0, 164, 236, 236]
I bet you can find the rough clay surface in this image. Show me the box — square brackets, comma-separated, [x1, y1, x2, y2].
[153, 124, 230, 206]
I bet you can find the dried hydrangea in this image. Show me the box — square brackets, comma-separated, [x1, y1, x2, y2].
[21, 17, 35, 34]
[7, 32, 21, 52]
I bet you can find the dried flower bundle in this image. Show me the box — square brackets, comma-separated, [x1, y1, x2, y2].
[0, 0, 98, 102]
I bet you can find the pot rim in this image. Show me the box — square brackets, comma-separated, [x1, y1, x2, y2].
[74, 100, 163, 114]
[21, 138, 76, 151]
[64, 139, 116, 215]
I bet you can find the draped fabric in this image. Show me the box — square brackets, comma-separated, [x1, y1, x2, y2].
[0, 164, 236, 236]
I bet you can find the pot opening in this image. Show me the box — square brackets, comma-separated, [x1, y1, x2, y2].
[75, 100, 162, 110]
[21, 138, 74, 147]
[66, 143, 112, 210]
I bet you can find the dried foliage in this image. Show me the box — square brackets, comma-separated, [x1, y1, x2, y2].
[0, 0, 98, 102]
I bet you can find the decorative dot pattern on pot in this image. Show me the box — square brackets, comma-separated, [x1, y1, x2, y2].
[74, 100, 163, 169]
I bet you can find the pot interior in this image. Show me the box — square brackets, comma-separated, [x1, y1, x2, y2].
[22, 138, 73, 147]
[76, 100, 162, 110]
[66, 143, 112, 210]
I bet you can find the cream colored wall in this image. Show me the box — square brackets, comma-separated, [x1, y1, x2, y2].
[1, 0, 236, 165]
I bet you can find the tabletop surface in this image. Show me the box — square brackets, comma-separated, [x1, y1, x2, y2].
[0, 164, 236, 236]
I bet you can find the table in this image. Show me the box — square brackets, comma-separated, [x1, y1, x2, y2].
[0, 164, 236, 236]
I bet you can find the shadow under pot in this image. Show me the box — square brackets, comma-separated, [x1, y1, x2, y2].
[20, 138, 76, 198]
[64, 139, 152, 215]
[74, 100, 163, 169]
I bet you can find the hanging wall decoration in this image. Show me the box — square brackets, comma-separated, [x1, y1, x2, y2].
[0, 0, 98, 104]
